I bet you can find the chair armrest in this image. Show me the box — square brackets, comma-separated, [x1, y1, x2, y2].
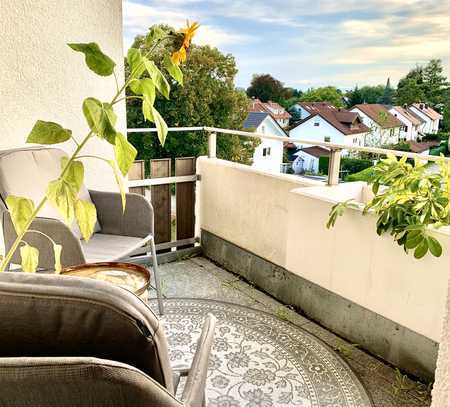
[89, 190, 153, 238]
[181, 314, 216, 407]
[2, 212, 85, 270]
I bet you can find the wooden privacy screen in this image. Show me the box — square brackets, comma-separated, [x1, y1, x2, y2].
[128, 160, 145, 195]
[128, 158, 196, 252]
[175, 158, 196, 248]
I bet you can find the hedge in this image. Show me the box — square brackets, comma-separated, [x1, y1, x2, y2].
[346, 166, 377, 182]
[318, 156, 372, 176]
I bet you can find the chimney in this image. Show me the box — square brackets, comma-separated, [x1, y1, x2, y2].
[420, 103, 424, 109]
[425, 104, 429, 109]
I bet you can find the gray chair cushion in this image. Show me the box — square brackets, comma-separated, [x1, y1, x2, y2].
[0, 272, 174, 394]
[0, 357, 181, 407]
[0, 146, 100, 237]
[81, 233, 152, 262]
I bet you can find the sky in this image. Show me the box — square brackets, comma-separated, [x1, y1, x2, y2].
[123, 0, 450, 91]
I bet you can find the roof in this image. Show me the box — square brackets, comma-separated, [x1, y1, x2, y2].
[390, 106, 422, 127]
[411, 103, 443, 121]
[243, 112, 269, 129]
[296, 146, 330, 158]
[352, 104, 403, 128]
[290, 102, 370, 135]
[249, 98, 291, 120]
[407, 140, 440, 153]
[405, 107, 426, 124]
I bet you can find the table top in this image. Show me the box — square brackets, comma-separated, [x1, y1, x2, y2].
[61, 262, 151, 296]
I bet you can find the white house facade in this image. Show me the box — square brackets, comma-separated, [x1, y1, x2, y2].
[409, 103, 442, 134]
[288, 103, 369, 151]
[350, 104, 402, 146]
[292, 146, 330, 174]
[243, 112, 286, 174]
[389, 106, 423, 141]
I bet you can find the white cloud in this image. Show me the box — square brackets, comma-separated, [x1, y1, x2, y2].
[123, 1, 256, 50]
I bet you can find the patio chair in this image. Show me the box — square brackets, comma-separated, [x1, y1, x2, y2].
[0, 272, 216, 407]
[0, 146, 164, 314]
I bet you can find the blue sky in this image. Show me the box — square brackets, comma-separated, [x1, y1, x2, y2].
[123, 0, 450, 90]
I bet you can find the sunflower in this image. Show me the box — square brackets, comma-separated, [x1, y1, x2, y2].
[171, 20, 199, 65]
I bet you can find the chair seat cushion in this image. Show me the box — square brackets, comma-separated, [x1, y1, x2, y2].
[0, 147, 101, 238]
[81, 233, 152, 262]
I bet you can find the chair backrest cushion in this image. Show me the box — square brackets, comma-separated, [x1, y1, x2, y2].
[0, 146, 100, 237]
[0, 357, 180, 407]
[0, 272, 174, 394]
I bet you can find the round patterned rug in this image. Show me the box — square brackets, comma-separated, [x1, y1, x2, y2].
[154, 298, 373, 407]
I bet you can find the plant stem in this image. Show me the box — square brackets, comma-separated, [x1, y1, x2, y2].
[0, 34, 171, 272]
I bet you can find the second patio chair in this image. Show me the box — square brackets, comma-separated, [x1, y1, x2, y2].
[0, 146, 164, 314]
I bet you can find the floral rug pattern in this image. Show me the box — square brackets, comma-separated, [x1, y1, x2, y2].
[156, 299, 372, 407]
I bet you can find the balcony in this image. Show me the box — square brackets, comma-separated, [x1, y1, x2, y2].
[2, 1, 449, 405]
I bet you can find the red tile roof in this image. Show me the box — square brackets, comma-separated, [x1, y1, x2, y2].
[299, 146, 330, 158]
[407, 140, 440, 153]
[352, 104, 402, 128]
[291, 102, 369, 135]
[411, 103, 443, 121]
[249, 98, 291, 120]
[391, 106, 422, 127]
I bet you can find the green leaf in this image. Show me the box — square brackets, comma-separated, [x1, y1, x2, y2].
[427, 236, 442, 257]
[53, 244, 62, 274]
[414, 240, 428, 259]
[114, 133, 137, 176]
[127, 48, 145, 78]
[20, 244, 39, 272]
[68, 42, 115, 76]
[107, 160, 126, 212]
[163, 55, 183, 85]
[142, 97, 155, 122]
[405, 231, 423, 249]
[61, 158, 84, 194]
[129, 78, 156, 106]
[152, 107, 168, 145]
[145, 26, 166, 45]
[75, 199, 97, 241]
[143, 58, 170, 99]
[26, 120, 72, 144]
[46, 179, 77, 223]
[6, 195, 35, 235]
[82, 98, 117, 144]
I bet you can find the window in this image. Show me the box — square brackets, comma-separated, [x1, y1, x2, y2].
[324, 136, 330, 142]
[263, 147, 271, 157]
[353, 138, 358, 144]
[314, 122, 320, 127]
[261, 125, 265, 134]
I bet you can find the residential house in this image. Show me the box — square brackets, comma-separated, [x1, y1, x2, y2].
[350, 104, 402, 146]
[292, 146, 330, 174]
[289, 102, 370, 148]
[389, 105, 424, 141]
[249, 98, 291, 128]
[409, 103, 442, 134]
[243, 111, 287, 173]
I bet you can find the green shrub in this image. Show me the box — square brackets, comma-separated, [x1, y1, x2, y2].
[422, 133, 441, 142]
[382, 141, 411, 152]
[318, 156, 329, 174]
[318, 156, 372, 176]
[345, 166, 376, 182]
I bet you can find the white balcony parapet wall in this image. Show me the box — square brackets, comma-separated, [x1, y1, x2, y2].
[432, 280, 450, 406]
[198, 157, 450, 343]
[1, 0, 126, 192]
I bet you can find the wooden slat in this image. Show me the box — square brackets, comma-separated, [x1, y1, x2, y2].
[128, 175, 196, 188]
[150, 159, 171, 250]
[128, 160, 145, 196]
[175, 157, 196, 248]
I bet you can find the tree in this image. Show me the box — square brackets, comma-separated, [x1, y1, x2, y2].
[246, 74, 286, 103]
[346, 85, 363, 106]
[127, 26, 257, 164]
[299, 86, 344, 107]
[396, 78, 425, 106]
[396, 60, 449, 107]
[378, 78, 395, 105]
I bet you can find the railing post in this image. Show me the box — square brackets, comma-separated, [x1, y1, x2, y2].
[207, 131, 217, 158]
[327, 148, 341, 186]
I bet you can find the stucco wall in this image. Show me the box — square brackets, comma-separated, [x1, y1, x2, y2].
[0, 0, 125, 191]
[432, 280, 450, 406]
[198, 157, 449, 342]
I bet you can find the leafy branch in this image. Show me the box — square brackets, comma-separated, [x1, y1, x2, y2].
[1, 22, 196, 272]
[327, 153, 450, 259]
